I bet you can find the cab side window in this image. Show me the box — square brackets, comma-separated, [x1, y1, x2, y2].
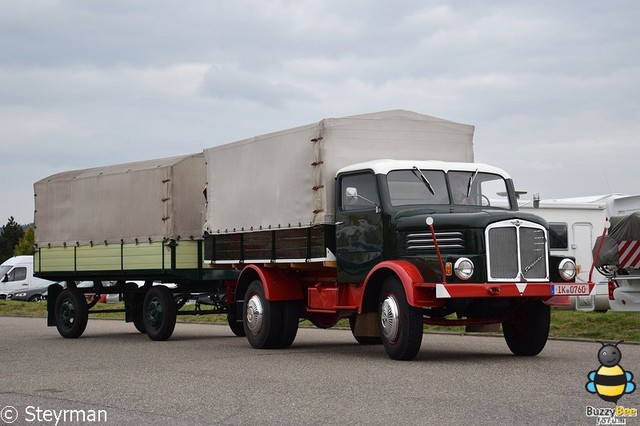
[8, 267, 27, 281]
[341, 172, 379, 211]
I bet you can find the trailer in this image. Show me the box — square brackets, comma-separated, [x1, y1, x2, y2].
[34, 153, 240, 339]
[519, 194, 640, 311]
[36, 110, 594, 360]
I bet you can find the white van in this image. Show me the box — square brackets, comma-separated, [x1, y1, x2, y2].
[0, 255, 54, 298]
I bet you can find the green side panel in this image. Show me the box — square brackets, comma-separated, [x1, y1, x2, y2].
[76, 244, 122, 271]
[122, 243, 165, 270]
[175, 241, 199, 269]
[37, 241, 201, 274]
[36, 246, 75, 272]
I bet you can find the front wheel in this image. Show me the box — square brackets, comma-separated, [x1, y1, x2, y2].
[379, 277, 424, 360]
[502, 299, 550, 356]
[143, 286, 177, 341]
[54, 288, 89, 338]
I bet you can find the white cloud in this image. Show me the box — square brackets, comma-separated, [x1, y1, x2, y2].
[0, 0, 639, 224]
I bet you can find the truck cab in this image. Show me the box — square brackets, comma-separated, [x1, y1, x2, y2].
[335, 160, 561, 282]
[334, 160, 586, 359]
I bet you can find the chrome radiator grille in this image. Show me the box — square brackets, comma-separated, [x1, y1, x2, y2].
[486, 219, 548, 281]
[405, 231, 464, 253]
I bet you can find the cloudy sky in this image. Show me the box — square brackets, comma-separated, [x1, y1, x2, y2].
[1, 0, 638, 225]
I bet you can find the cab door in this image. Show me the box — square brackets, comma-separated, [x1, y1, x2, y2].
[335, 171, 384, 283]
[1, 265, 29, 292]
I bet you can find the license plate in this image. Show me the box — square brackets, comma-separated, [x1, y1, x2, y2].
[551, 284, 590, 295]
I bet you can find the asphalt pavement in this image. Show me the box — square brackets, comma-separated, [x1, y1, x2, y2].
[0, 317, 639, 426]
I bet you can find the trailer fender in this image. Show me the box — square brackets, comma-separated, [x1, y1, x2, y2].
[362, 260, 438, 310]
[237, 265, 304, 302]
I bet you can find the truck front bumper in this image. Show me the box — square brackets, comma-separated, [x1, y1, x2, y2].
[417, 281, 595, 299]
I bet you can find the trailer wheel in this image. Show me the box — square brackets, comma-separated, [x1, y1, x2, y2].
[502, 299, 550, 356]
[143, 286, 177, 341]
[243, 280, 282, 349]
[132, 306, 147, 334]
[54, 289, 89, 338]
[379, 277, 423, 360]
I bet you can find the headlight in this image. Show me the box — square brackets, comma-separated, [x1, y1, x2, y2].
[454, 257, 474, 280]
[558, 258, 576, 281]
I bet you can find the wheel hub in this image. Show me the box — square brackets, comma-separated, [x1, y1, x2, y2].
[59, 300, 75, 328]
[380, 294, 400, 342]
[147, 297, 163, 329]
[245, 295, 264, 334]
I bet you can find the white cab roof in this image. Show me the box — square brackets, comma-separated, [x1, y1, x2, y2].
[336, 160, 511, 179]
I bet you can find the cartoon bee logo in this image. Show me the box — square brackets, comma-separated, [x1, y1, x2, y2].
[586, 341, 636, 403]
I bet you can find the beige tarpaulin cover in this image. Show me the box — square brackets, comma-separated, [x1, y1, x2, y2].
[34, 154, 206, 247]
[204, 110, 474, 234]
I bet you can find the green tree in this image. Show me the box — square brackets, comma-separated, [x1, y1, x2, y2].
[14, 227, 35, 256]
[0, 217, 25, 263]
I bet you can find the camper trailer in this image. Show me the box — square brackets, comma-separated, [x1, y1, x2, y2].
[520, 193, 640, 311]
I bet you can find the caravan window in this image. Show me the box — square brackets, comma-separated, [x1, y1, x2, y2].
[548, 223, 568, 250]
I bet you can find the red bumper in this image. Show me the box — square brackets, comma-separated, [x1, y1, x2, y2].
[416, 281, 595, 299]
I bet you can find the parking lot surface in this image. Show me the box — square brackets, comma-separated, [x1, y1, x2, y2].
[0, 317, 638, 425]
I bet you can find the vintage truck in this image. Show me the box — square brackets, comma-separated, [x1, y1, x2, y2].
[34, 110, 593, 360]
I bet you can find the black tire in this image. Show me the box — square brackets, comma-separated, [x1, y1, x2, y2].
[378, 277, 424, 360]
[275, 300, 299, 349]
[227, 302, 246, 337]
[502, 299, 550, 356]
[132, 304, 147, 334]
[349, 315, 382, 345]
[143, 286, 177, 341]
[243, 280, 282, 349]
[28, 294, 43, 302]
[54, 288, 89, 338]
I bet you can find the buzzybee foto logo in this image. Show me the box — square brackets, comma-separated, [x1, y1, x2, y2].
[585, 341, 637, 425]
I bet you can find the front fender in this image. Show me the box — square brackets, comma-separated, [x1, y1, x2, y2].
[363, 260, 442, 308]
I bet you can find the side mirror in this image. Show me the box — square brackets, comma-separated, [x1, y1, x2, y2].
[1, 274, 8, 283]
[346, 187, 359, 204]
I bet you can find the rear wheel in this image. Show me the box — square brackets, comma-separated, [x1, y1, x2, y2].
[243, 280, 282, 349]
[143, 286, 177, 341]
[502, 299, 550, 356]
[275, 300, 299, 349]
[54, 289, 89, 338]
[379, 277, 423, 360]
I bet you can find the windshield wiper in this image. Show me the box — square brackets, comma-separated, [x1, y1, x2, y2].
[412, 166, 435, 195]
[466, 168, 479, 197]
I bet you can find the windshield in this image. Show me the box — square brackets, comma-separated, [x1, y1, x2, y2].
[388, 170, 449, 206]
[0, 265, 11, 276]
[387, 169, 512, 209]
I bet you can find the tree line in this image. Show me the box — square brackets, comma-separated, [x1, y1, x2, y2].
[0, 217, 34, 264]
